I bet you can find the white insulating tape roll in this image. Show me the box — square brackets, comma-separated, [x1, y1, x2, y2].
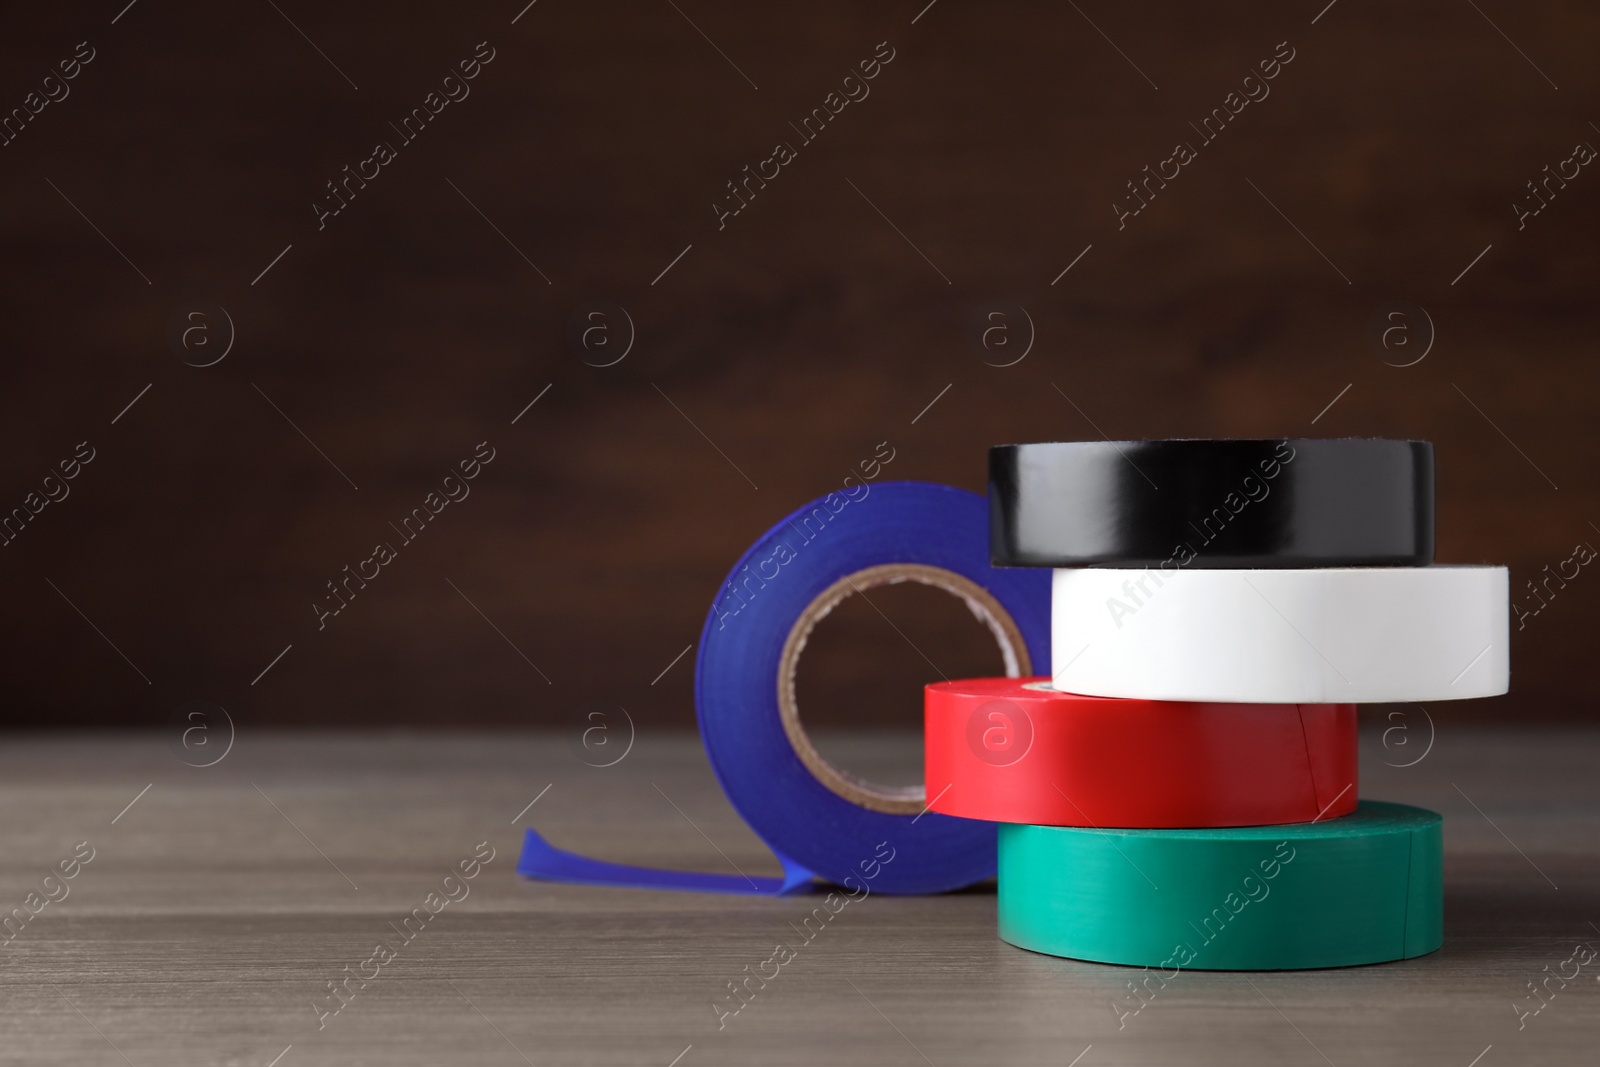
[1051, 566, 1508, 703]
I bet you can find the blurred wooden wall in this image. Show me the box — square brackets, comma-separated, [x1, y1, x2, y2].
[1, 1, 1595, 729]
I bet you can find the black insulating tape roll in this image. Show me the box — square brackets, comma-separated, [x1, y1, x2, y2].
[989, 438, 1434, 568]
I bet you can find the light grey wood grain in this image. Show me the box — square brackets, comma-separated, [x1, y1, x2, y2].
[0, 727, 1596, 1066]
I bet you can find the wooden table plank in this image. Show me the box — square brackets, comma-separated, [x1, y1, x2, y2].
[0, 728, 1595, 1065]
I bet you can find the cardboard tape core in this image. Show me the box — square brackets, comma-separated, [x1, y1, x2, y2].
[778, 563, 1030, 815]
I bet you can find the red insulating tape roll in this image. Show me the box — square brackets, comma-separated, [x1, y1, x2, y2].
[924, 678, 1356, 828]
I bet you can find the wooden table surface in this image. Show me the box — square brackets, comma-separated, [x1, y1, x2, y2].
[2, 727, 1596, 1066]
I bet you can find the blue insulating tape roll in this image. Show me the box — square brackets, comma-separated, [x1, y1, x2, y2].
[696, 481, 1051, 894]
[517, 481, 1052, 896]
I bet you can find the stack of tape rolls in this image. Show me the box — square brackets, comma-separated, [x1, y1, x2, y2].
[515, 444, 1507, 973]
[924, 438, 1509, 969]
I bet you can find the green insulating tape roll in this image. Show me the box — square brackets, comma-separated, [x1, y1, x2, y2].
[998, 801, 1442, 970]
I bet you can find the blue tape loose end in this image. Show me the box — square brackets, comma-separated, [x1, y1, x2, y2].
[516, 826, 818, 896]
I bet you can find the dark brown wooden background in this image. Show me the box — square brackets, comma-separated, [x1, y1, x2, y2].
[2, 1, 1595, 731]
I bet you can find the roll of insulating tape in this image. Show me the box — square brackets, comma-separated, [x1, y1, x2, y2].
[1052, 566, 1508, 703]
[924, 678, 1355, 828]
[990, 439, 1433, 567]
[999, 801, 1443, 970]
[518, 481, 1051, 895]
